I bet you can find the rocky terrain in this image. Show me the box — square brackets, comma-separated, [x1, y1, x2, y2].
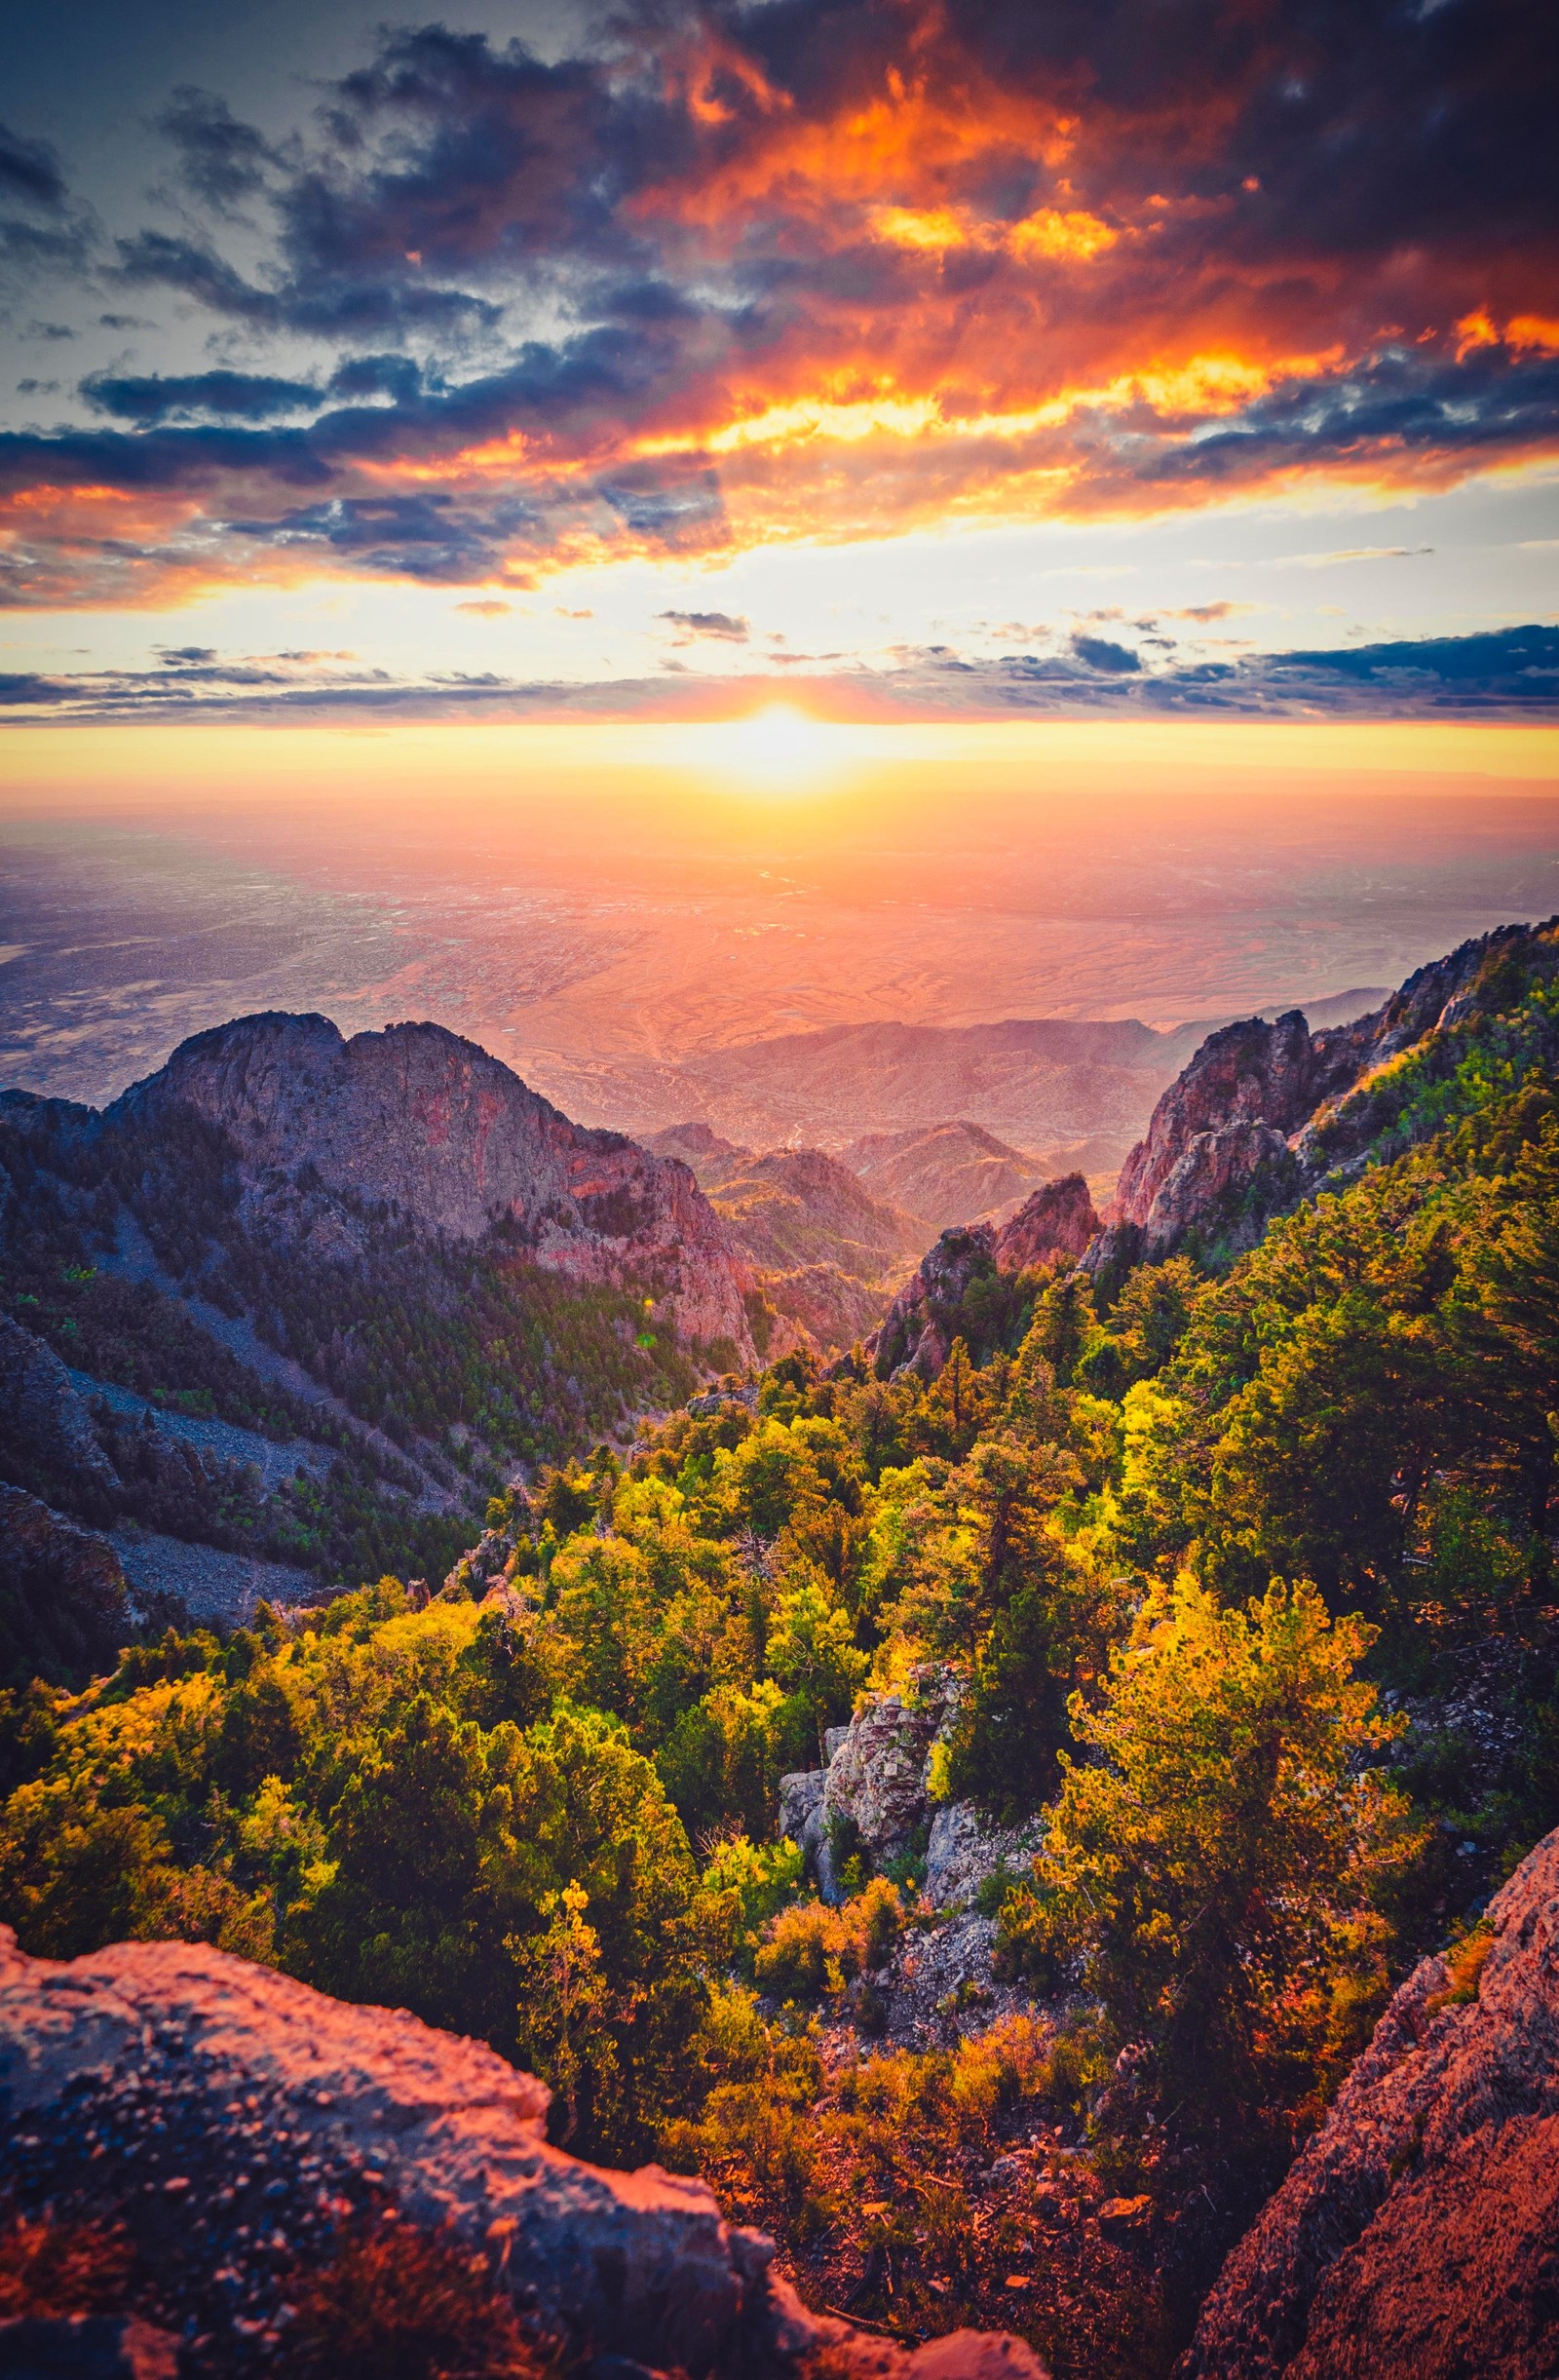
[1181, 1820, 1559, 2380]
[0, 1484, 136, 1691]
[1090, 919, 1559, 1270]
[0, 1927, 1048, 2380]
[0, 1015, 769, 1629]
[875, 1178, 1100, 1380]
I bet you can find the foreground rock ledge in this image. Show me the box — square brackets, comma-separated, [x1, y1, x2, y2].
[0, 1928, 1046, 2380]
[1181, 1820, 1559, 2380]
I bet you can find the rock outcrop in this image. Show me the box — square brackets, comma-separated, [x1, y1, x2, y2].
[105, 1014, 754, 1358]
[782, 1676, 960, 1901]
[0, 1928, 1047, 2380]
[1180, 1821, 1559, 2380]
[0, 1313, 121, 1515]
[875, 1175, 1099, 1380]
[924, 1802, 1045, 1913]
[0, 1484, 133, 1690]
[1090, 917, 1559, 1270]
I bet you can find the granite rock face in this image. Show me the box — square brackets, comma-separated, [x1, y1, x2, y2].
[992, 1176, 1101, 1276]
[109, 1014, 754, 1359]
[1180, 1821, 1559, 2380]
[1091, 918, 1558, 1270]
[924, 1802, 1044, 1913]
[0, 1929, 1048, 2380]
[783, 1678, 959, 1901]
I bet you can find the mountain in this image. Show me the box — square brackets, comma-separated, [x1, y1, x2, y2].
[842, 1120, 1048, 1230]
[1088, 922, 1559, 1271]
[668, 1017, 1203, 1169]
[601, 992, 1391, 1175]
[649, 1123, 923, 1354]
[112, 1013, 751, 1350]
[0, 1014, 756, 1625]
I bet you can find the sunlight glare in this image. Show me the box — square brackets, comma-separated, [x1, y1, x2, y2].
[673, 704, 859, 792]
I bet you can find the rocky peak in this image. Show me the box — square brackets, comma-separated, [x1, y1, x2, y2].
[872, 1175, 1099, 1381]
[1090, 917, 1559, 1270]
[994, 1174, 1100, 1274]
[109, 1014, 754, 1358]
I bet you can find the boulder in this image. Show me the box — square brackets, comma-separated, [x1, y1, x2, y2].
[0, 1929, 1047, 2380]
[1179, 1821, 1559, 2379]
[795, 1677, 958, 1900]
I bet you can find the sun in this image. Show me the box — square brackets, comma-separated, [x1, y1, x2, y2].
[676, 703, 856, 791]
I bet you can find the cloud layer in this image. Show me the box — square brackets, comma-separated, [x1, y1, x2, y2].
[1, 0, 1555, 611]
[2, 623, 1553, 722]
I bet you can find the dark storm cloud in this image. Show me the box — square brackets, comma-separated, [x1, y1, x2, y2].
[1071, 633, 1141, 674]
[113, 225, 502, 337]
[81, 368, 323, 425]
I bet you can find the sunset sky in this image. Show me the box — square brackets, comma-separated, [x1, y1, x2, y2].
[0, 0, 1554, 728]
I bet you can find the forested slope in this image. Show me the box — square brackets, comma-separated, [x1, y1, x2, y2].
[3, 919, 1558, 2375]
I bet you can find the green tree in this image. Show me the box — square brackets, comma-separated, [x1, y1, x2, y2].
[513, 1881, 621, 2148]
[1001, 1574, 1419, 2157]
[767, 1573, 868, 1762]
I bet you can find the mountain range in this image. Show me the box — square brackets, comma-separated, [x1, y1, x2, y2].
[0, 948, 1529, 1637]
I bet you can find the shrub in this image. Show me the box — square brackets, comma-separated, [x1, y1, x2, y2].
[288, 2218, 553, 2379]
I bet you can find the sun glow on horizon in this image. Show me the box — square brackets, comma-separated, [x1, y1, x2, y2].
[668, 703, 867, 791]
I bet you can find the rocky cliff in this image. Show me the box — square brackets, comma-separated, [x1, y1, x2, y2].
[0, 1927, 1046, 2380]
[1180, 1822, 1559, 2380]
[110, 1015, 753, 1357]
[876, 1176, 1100, 1380]
[1090, 918, 1559, 1269]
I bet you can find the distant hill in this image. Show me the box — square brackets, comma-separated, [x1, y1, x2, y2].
[647, 1124, 920, 1354]
[842, 1119, 1046, 1230]
[626, 993, 1392, 1176]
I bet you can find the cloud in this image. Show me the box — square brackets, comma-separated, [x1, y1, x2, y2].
[1071, 632, 1141, 673]
[81, 368, 322, 425]
[1163, 600, 1256, 622]
[0, 122, 67, 210]
[1, 624, 1549, 726]
[157, 88, 281, 212]
[1274, 547, 1437, 569]
[455, 597, 511, 615]
[0, 1, 1553, 601]
[658, 608, 750, 641]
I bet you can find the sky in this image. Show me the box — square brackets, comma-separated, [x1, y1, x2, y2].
[0, 0, 1555, 724]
